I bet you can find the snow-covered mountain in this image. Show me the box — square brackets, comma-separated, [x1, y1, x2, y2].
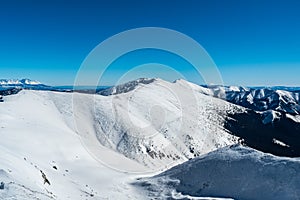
[96, 79, 300, 157]
[202, 85, 300, 115]
[137, 144, 300, 200]
[99, 81, 300, 125]
[0, 78, 247, 199]
[98, 78, 156, 96]
[1, 78, 300, 199]
[0, 79, 83, 97]
[0, 79, 50, 97]
[0, 78, 42, 86]
[67, 78, 247, 170]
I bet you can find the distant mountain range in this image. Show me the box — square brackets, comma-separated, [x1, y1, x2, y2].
[0, 78, 42, 86]
[202, 85, 300, 115]
[0, 79, 108, 95]
[2, 78, 300, 118]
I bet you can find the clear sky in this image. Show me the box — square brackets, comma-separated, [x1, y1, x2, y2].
[0, 0, 300, 86]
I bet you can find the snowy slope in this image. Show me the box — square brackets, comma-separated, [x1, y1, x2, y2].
[0, 78, 246, 199]
[1, 78, 299, 199]
[0, 90, 146, 199]
[101, 81, 300, 125]
[137, 144, 300, 200]
[84, 78, 244, 170]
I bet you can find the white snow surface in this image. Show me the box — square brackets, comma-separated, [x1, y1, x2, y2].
[0, 79, 246, 199]
[85, 78, 244, 170]
[137, 144, 300, 200]
[0, 90, 146, 199]
[1, 78, 300, 199]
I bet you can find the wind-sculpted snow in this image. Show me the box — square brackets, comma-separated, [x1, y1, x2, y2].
[136, 144, 300, 200]
[75, 78, 243, 171]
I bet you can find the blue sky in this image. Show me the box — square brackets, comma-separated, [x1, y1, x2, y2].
[1, 0, 300, 86]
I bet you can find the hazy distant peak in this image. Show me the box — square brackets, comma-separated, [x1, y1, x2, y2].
[0, 78, 41, 86]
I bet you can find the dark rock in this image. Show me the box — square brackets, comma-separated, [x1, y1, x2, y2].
[225, 110, 300, 157]
[0, 182, 4, 189]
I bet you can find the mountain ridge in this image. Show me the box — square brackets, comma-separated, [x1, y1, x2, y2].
[0, 78, 42, 86]
[1, 78, 300, 199]
[136, 144, 300, 200]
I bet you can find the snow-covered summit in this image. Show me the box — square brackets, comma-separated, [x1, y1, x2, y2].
[98, 78, 157, 96]
[0, 78, 42, 86]
[77, 78, 245, 170]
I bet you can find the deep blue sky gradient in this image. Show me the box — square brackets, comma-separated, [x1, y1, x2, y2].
[0, 0, 300, 86]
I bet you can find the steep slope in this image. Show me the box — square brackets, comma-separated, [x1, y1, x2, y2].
[75, 78, 244, 171]
[136, 144, 300, 200]
[191, 85, 300, 157]
[148, 81, 300, 157]
[225, 109, 300, 157]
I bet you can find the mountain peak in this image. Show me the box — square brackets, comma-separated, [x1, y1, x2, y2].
[0, 78, 42, 86]
[98, 78, 158, 96]
[20, 78, 41, 85]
